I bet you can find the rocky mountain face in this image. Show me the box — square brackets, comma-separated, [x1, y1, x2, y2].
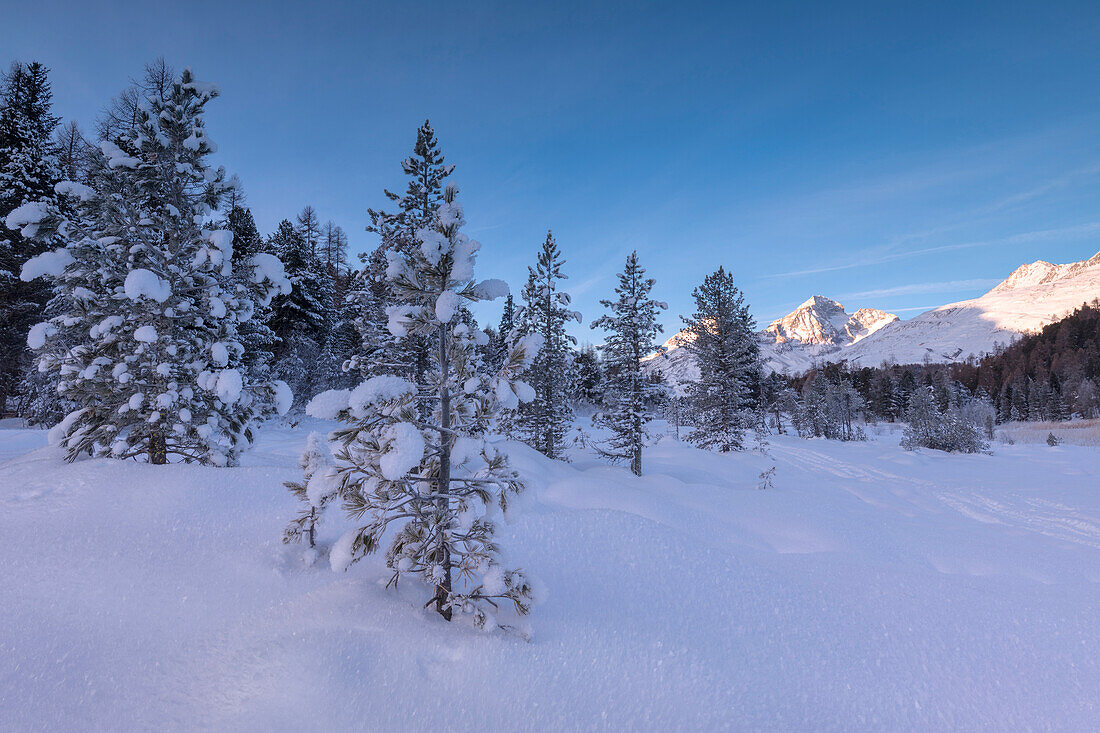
[642, 297, 898, 390]
[989, 251, 1100, 294]
[764, 296, 896, 347]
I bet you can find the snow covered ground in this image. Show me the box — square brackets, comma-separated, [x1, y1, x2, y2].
[3, 418, 1100, 730]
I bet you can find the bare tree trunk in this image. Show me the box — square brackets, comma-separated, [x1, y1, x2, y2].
[415, 338, 431, 423]
[149, 432, 167, 465]
[631, 342, 642, 476]
[632, 379, 642, 476]
[433, 323, 453, 620]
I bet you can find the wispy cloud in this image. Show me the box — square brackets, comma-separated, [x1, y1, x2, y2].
[974, 161, 1100, 217]
[840, 278, 1000, 300]
[566, 244, 635, 298]
[466, 222, 506, 234]
[762, 222, 1100, 279]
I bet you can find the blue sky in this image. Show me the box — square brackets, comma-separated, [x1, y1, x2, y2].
[5, 0, 1100, 341]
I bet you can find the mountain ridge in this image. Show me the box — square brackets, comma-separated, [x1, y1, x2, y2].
[642, 250, 1100, 390]
[842, 249, 1100, 368]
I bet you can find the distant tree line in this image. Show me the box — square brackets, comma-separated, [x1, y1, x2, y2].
[9, 54, 1081, 474]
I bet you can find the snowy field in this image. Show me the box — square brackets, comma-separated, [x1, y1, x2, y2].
[3, 419, 1100, 730]
[996, 418, 1100, 447]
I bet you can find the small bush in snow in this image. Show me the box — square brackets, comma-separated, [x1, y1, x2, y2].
[901, 386, 989, 454]
[758, 466, 776, 490]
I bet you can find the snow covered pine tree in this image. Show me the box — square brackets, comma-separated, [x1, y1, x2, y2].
[511, 230, 581, 459]
[267, 219, 329, 404]
[0, 61, 62, 414]
[680, 266, 760, 452]
[17, 68, 292, 465]
[591, 251, 667, 475]
[306, 185, 541, 631]
[224, 203, 278, 383]
[487, 292, 515, 372]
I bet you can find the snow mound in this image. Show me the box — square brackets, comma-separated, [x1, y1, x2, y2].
[100, 140, 140, 169]
[20, 248, 74, 281]
[133, 325, 158, 343]
[435, 290, 460, 323]
[214, 369, 243, 404]
[471, 278, 509, 300]
[379, 422, 424, 480]
[54, 181, 94, 201]
[5, 201, 50, 237]
[273, 380, 293, 416]
[306, 389, 351, 419]
[26, 322, 56, 349]
[249, 253, 291, 304]
[124, 269, 172, 303]
[348, 376, 416, 417]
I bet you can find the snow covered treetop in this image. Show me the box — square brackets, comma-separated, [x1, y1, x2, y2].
[384, 185, 511, 336]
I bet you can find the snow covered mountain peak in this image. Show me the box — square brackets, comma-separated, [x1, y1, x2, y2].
[991, 260, 1059, 293]
[763, 296, 897, 347]
[841, 249, 1100, 368]
[759, 250, 1100, 373]
[990, 250, 1100, 294]
[848, 308, 900, 342]
[796, 294, 845, 311]
[643, 296, 900, 390]
[764, 296, 846, 346]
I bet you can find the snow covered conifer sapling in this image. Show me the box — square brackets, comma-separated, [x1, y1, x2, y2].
[16, 68, 292, 465]
[308, 184, 542, 632]
[359, 120, 455, 388]
[758, 466, 776, 490]
[283, 431, 341, 553]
